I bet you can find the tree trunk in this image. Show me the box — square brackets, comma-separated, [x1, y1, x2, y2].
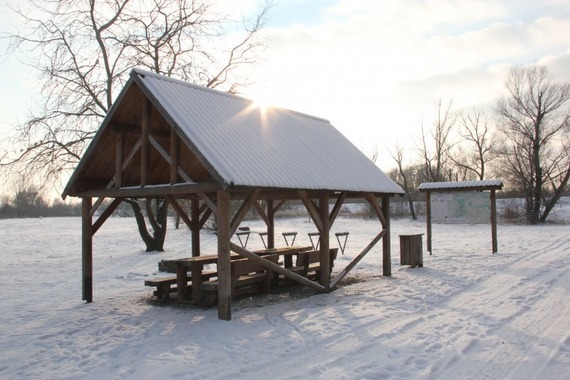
[125, 198, 168, 251]
[407, 194, 417, 220]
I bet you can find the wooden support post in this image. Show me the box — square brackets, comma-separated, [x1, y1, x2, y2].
[191, 199, 201, 257]
[382, 195, 391, 277]
[82, 197, 93, 303]
[141, 99, 150, 187]
[115, 132, 123, 188]
[319, 193, 330, 290]
[170, 129, 178, 184]
[217, 190, 232, 320]
[426, 191, 432, 255]
[491, 189, 498, 253]
[267, 199, 275, 249]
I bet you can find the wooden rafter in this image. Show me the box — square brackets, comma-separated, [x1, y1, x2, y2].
[230, 189, 261, 235]
[329, 191, 347, 226]
[149, 135, 193, 183]
[297, 190, 323, 232]
[115, 131, 123, 187]
[92, 198, 124, 235]
[365, 193, 387, 227]
[331, 229, 387, 289]
[166, 196, 193, 230]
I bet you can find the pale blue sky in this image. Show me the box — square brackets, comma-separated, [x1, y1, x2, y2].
[2, 0, 570, 181]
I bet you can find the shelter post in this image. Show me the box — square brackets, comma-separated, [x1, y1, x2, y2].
[81, 197, 93, 303]
[426, 191, 432, 255]
[216, 190, 232, 320]
[491, 189, 498, 253]
[191, 199, 201, 257]
[382, 195, 391, 276]
[267, 200, 275, 249]
[319, 193, 331, 290]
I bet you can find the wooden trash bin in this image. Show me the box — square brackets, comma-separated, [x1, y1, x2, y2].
[400, 234, 423, 268]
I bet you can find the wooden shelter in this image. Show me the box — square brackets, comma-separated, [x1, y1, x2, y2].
[63, 69, 404, 320]
[418, 180, 503, 254]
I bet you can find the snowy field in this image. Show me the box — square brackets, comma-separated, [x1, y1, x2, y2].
[0, 213, 569, 379]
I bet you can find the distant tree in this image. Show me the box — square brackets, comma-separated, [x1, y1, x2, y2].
[0, 0, 271, 250]
[495, 65, 570, 224]
[389, 145, 418, 220]
[417, 98, 458, 182]
[451, 108, 499, 180]
[0, 195, 14, 218]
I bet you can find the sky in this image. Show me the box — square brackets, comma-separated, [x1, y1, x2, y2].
[1, 0, 570, 184]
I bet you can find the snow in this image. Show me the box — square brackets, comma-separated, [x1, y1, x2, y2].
[1, 215, 569, 379]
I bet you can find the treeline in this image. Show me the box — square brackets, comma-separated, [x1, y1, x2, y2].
[383, 66, 570, 224]
[0, 189, 81, 218]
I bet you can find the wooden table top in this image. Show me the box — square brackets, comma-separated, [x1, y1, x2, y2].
[164, 245, 313, 267]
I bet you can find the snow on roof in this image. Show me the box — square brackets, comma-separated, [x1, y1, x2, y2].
[418, 179, 503, 191]
[134, 69, 403, 194]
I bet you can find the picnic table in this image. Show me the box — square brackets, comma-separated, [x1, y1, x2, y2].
[162, 245, 312, 304]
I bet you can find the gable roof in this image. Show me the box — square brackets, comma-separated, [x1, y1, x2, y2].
[63, 69, 403, 197]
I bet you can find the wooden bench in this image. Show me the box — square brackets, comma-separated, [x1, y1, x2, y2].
[290, 248, 338, 279]
[145, 270, 217, 300]
[200, 256, 278, 305]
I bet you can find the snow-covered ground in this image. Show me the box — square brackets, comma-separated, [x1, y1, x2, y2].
[1, 214, 569, 379]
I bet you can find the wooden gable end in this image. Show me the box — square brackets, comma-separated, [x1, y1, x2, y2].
[66, 82, 216, 196]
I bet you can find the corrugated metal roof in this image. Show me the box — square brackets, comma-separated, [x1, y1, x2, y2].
[418, 179, 503, 191]
[134, 69, 403, 194]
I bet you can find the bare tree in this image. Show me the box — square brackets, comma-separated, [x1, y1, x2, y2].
[0, 0, 271, 250]
[495, 65, 570, 224]
[451, 108, 499, 180]
[417, 98, 458, 182]
[389, 145, 418, 220]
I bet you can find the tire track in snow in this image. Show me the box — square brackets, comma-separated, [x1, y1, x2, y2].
[425, 233, 570, 379]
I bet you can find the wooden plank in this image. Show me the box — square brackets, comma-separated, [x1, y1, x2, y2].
[217, 190, 232, 320]
[230, 189, 261, 236]
[254, 201, 269, 225]
[297, 190, 323, 232]
[191, 199, 201, 257]
[198, 191, 218, 215]
[77, 182, 220, 198]
[82, 197, 93, 303]
[426, 191, 432, 254]
[267, 199, 275, 249]
[230, 243, 326, 292]
[92, 198, 123, 235]
[149, 135, 193, 182]
[141, 99, 150, 187]
[319, 193, 330, 290]
[382, 195, 391, 277]
[166, 196, 193, 230]
[365, 193, 387, 227]
[115, 131, 123, 188]
[170, 129, 178, 184]
[491, 189, 498, 253]
[331, 230, 387, 289]
[89, 197, 105, 218]
[329, 191, 347, 226]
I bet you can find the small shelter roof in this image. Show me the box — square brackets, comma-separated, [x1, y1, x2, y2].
[63, 69, 403, 198]
[418, 179, 503, 192]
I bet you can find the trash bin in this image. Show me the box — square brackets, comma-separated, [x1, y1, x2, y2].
[400, 234, 423, 268]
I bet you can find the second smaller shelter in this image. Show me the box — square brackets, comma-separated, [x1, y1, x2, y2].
[418, 180, 503, 254]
